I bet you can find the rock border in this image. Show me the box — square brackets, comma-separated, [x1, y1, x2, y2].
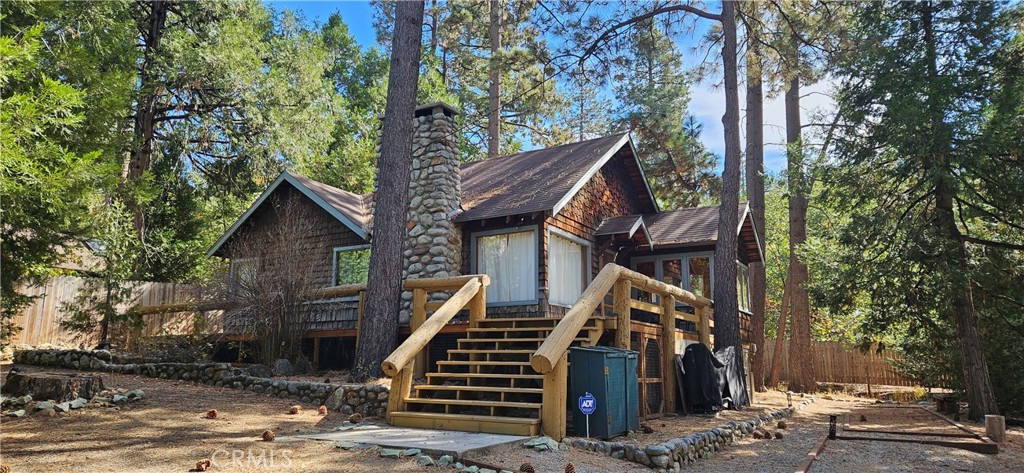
[13, 349, 388, 417]
[562, 399, 816, 472]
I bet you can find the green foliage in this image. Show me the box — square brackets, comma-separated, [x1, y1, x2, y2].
[0, 22, 111, 348]
[613, 20, 719, 209]
[816, 1, 1024, 413]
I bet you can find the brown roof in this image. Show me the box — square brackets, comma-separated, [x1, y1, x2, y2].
[595, 214, 644, 236]
[644, 203, 762, 263]
[289, 173, 370, 232]
[455, 133, 651, 222]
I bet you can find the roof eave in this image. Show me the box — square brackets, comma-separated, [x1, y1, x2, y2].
[550, 133, 632, 217]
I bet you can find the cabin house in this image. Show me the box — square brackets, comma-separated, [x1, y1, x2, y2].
[207, 102, 763, 438]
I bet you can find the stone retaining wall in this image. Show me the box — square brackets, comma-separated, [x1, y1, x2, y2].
[563, 399, 816, 472]
[13, 349, 388, 417]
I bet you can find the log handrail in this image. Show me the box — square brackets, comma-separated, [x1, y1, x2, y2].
[381, 276, 487, 377]
[531, 264, 623, 374]
[530, 263, 714, 374]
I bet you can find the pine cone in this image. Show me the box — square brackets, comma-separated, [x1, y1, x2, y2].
[753, 430, 764, 439]
[520, 462, 536, 473]
[195, 459, 211, 471]
[860, 414, 867, 422]
[288, 405, 300, 415]
[1, 465, 10, 473]
[565, 462, 577, 473]
[777, 420, 786, 429]
[349, 413, 363, 423]
[774, 430, 785, 439]
[641, 423, 654, 434]
[262, 430, 276, 442]
[318, 405, 328, 415]
[205, 409, 218, 419]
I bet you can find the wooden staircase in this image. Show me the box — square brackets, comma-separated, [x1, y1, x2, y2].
[388, 316, 605, 436]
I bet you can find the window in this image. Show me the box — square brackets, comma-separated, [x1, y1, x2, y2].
[333, 245, 371, 285]
[687, 257, 712, 298]
[549, 230, 589, 306]
[229, 257, 258, 292]
[474, 228, 537, 305]
[737, 263, 751, 312]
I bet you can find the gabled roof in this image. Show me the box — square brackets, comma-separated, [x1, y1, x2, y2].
[455, 133, 657, 222]
[206, 172, 369, 257]
[644, 202, 764, 263]
[595, 214, 653, 249]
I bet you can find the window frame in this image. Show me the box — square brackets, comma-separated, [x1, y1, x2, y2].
[331, 244, 371, 299]
[469, 225, 540, 307]
[630, 251, 716, 296]
[229, 257, 258, 294]
[736, 261, 752, 314]
[546, 227, 592, 308]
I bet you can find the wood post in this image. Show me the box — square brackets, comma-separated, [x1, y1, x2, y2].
[697, 305, 711, 346]
[355, 290, 366, 349]
[614, 279, 631, 349]
[541, 353, 568, 441]
[661, 295, 677, 414]
[469, 283, 486, 325]
[386, 367, 413, 422]
[985, 415, 1006, 443]
[412, 288, 428, 378]
[382, 278, 482, 376]
[312, 337, 321, 371]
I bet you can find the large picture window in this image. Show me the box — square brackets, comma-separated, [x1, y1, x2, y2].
[549, 231, 588, 306]
[333, 245, 371, 285]
[474, 228, 537, 305]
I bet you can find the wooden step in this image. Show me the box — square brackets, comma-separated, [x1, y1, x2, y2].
[389, 411, 540, 436]
[426, 372, 543, 380]
[447, 349, 537, 355]
[405, 397, 542, 409]
[436, 360, 531, 367]
[414, 385, 543, 394]
[467, 327, 556, 333]
[457, 337, 588, 343]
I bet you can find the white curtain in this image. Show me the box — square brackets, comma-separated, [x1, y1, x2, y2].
[549, 234, 583, 306]
[478, 231, 536, 303]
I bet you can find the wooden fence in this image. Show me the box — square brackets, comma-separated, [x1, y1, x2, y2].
[11, 276, 203, 347]
[763, 338, 915, 387]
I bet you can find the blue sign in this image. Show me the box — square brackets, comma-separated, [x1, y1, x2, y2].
[578, 392, 597, 415]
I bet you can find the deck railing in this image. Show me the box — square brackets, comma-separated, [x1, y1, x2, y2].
[380, 275, 490, 422]
[531, 263, 714, 439]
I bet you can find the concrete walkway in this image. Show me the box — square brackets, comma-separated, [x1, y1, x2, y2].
[293, 423, 529, 457]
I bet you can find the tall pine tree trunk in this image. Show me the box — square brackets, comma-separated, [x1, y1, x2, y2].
[125, 0, 170, 240]
[487, 0, 501, 159]
[744, 26, 767, 392]
[712, 1, 744, 373]
[768, 266, 792, 388]
[784, 31, 815, 393]
[352, 0, 425, 379]
[922, 3, 998, 420]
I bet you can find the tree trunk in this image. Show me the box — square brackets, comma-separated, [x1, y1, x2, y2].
[352, 0, 425, 380]
[2, 372, 106, 403]
[125, 0, 170, 240]
[712, 2, 744, 388]
[744, 17, 767, 392]
[921, 3, 999, 420]
[767, 266, 792, 388]
[487, 0, 501, 159]
[784, 30, 815, 393]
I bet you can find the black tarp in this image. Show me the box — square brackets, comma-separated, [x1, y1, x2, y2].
[714, 346, 749, 410]
[676, 344, 749, 414]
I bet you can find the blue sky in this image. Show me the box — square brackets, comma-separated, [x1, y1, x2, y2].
[267, 1, 834, 173]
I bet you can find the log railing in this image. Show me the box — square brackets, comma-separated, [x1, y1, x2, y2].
[531, 263, 713, 439]
[381, 274, 489, 421]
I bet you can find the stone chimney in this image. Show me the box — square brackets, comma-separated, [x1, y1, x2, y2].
[399, 102, 462, 322]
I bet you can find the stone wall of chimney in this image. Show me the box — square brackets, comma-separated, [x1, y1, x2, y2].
[400, 104, 462, 322]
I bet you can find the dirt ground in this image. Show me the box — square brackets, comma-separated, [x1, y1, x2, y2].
[2, 363, 1023, 472]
